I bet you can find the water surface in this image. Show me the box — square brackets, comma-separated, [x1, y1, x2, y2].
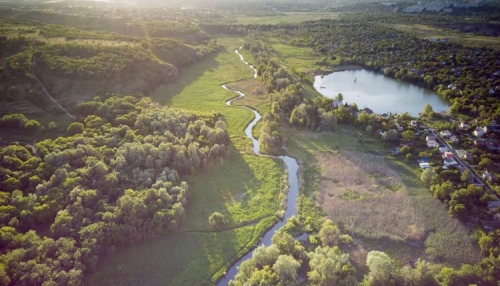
[314, 69, 450, 116]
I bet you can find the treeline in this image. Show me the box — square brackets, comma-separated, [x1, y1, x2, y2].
[0, 95, 229, 285]
[13, 12, 210, 44]
[230, 218, 500, 285]
[291, 21, 500, 122]
[0, 18, 221, 113]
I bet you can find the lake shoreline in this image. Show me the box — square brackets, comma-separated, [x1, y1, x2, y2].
[314, 69, 450, 116]
[311, 65, 365, 76]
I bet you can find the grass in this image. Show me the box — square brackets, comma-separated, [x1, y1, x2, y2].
[390, 23, 500, 50]
[87, 37, 286, 285]
[233, 12, 341, 25]
[287, 126, 481, 268]
[269, 38, 324, 73]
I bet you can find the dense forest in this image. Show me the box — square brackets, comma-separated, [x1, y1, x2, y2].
[0, 95, 229, 285]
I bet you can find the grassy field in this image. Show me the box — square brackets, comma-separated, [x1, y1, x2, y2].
[268, 38, 324, 73]
[233, 12, 341, 25]
[390, 23, 500, 50]
[87, 37, 286, 285]
[287, 127, 481, 268]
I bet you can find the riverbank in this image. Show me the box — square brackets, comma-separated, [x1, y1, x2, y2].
[87, 37, 285, 286]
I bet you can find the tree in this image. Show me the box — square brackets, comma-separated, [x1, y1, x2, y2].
[48, 121, 57, 130]
[318, 220, 340, 247]
[364, 251, 396, 286]
[460, 169, 472, 183]
[402, 130, 416, 141]
[208, 212, 226, 229]
[423, 104, 434, 118]
[308, 246, 355, 286]
[420, 168, 435, 187]
[478, 157, 493, 169]
[24, 119, 41, 132]
[382, 129, 398, 142]
[273, 255, 300, 285]
[67, 122, 84, 135]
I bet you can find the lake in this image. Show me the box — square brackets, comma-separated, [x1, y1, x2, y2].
[314, 69, 450, 116]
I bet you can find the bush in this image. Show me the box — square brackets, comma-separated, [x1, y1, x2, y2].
[67, 122, 84, 135]
[208, 212, 226, 229]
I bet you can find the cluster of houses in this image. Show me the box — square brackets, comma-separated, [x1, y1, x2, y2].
[418, 120, 500, 184]
[402, 0, 486, 13]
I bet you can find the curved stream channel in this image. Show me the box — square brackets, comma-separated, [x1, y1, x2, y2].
[216, 48, 300, 285]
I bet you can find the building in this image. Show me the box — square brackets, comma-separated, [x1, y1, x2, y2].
[474, 127, 486, 137]
[419, 162, 431, 169]
[440, 130, 452, 138]
[459, 122, 470, 129]
[427, 140, 439, 148]
[444, 158, 458, 167]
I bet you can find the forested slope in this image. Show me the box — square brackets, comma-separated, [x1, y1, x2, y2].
[0, 95, 229, 285]
[0, 17, 219, 118]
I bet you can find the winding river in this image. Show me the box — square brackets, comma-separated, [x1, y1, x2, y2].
[216, 48, 300, 286]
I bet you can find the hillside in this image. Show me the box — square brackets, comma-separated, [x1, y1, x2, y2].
[0, 17, 219, 123]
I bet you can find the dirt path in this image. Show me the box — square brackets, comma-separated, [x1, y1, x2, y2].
[32, 56, 76, 119]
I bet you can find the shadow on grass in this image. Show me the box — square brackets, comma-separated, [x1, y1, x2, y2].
[151, 51, 221, 106]
[86, 150, 283, 286]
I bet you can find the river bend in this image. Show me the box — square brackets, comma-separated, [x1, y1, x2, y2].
[216, 48, 299, 285]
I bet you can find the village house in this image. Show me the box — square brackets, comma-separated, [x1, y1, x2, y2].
[439, 146, 449, 154]
[442, 152, 454, 159]
[427, 140, 439, 148]
[449, 135, 459, 144]
[440, 130, 452, 138]
[419, 162, 431, 169]
[444, 157, 458, 168]
[410, 120, 418, 127]
[488, 200, 500, 211]
[483, 171, 497, 182]
[459, 122, 470, 129]
[474, 139, 486, 148]
[474, 126, 486, 137]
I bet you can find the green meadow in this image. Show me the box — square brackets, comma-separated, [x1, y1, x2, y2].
[87, 37, 285, 285]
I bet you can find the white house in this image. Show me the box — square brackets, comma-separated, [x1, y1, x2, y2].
[427, 140, 439, 148]
[459, 122, 470, 129]
[474, 127, 486, 137]
[440, 130, 452, 138]
[419, 162, 431, 169]
[426, 135, 437, 141]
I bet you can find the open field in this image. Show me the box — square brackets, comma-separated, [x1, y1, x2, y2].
[269, 38, 324, 73]
[88, 37, 285, 285]
[391, 23, 500, 50]
[287, 127, 481, 267]
[233, 12, 341, 25]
